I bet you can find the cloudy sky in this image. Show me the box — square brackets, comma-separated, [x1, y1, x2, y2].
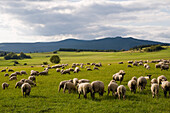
[0, 0, 170, 43]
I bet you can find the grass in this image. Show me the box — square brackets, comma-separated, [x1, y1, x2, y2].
[0, 48, 170, 112]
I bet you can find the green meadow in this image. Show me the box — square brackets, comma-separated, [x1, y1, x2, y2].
[0, 48, 170, 113]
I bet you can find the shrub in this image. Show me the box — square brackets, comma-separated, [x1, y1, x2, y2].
[24, 63, 27, 65]
[53, 50, 58, 54]
[43, 62, 48, 65]
[50, 55, 60, 64]
[13, 61, 19, 64]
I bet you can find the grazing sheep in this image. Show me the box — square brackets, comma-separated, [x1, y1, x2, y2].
[128, 80, 137, 93]
[93, 66, 99, 70]
[15, 81, 24, 88]
[108, 64, 111, 65]
[131, 76, 137, 82]
[56, 68, 60, 72]
[128, 61, 133, 64]
[87, 63, 90, 65]
[63, 82, 76, 93]
[137, 76, 147, 91]
[69, 68, 74, 72]
[9, 76, 17, 81]
[58, 80, 73, 92]
[107, 81, 118, 96]
[138, 62, 143, 66]
[74, 67, 80, 73]
[161, 81, 170, 97]
[21, 83, 31, 97]
[1, 69, 6, 72]
[151, 83, 159, 98]
[78, 79, 90, 84]
[127, 65, 132, 67]
[78, 83, 93, 99]
[155, 64, 162, 68]
[8, 69, 14, 72]
[157, 75, 167, 85]
[117, 85, 126, 100]
[73, 78, 79, 86]
[39, 70, 48, 75]
[28, 76, 36, 82]
[20, 79, 26, 82]
[144, 75, 152, 80]
[86, 68, 92, 71]
[20, 70, 27, 75]
[4, 73, 9, 77]
[151, 78, 158, 84]
[61, 69, 70, 75]
[15, 71, 21, 75]
[146, 65, 150, 70]
[133, 62, 138, 66]
[9, 73, 17, 78]
[30, 70, 39, 76]
[24, 79, 36, 86]
[2, 82, 9, 89]
[119, 62, 123, 64]
[161, 65, 169, 71]
[91, 81, 105, 98]
[112, 70, 126, 84]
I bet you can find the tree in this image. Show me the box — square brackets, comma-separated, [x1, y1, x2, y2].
[50, 55, 60, 64]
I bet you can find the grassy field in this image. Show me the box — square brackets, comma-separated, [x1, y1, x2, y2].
[0, 48, 170, 112]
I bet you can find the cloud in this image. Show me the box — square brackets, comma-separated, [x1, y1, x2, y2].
[0, 0, 170, 43]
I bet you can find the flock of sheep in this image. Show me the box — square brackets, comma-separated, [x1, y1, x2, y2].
[1, 59, 170, 100]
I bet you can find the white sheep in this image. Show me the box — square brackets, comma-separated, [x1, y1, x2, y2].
[131, 76, 137, 82]
[61, 69, 70, 75]
[151, 83, 159, 98]
[73, 78, 79, 86]
[20, 70, 27, 75]
[91, 81, 105, 98]
[78, 79, 90, 84]
[58, 80, 73, 92]
[74, 67, 80, 73]
[157, 75, 167, 85]
[4, 73, 9, 77]
[151, 78, 158, 84]
[78, 83, 93, 99]
[9, 76, 17, 81]
[63, 82, 76, 93]
[112, 70, 126, 84]
[107, 81, 118, 96]
[24, 79, 36, 86]
[28, 76, 36, 82]
[117, 85, 126, 99]
[39, 70, 48, 75]
[21, 83, 31, 97]
[161, 64, 169, 71]
[2, 82, 9, 89]
[137, 76, 147, 91]
[15, 81, 24, 88]
[144, 75, 152, 80]
[56, 68, 60, 72]
[161, 81, 170, 97]
[128, 80, 137, 93]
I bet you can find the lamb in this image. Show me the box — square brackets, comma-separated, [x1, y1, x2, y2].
[128, 80, 137, 93]
[112, 70, 126, 84]
[137, 76, 147, 91]
[58, 80, 73, 92]
[73, 78, 79, 86]
[74, 67, 80, 73]
[63, 82, 76, 93]
[15, 81, 24, 88]
[151, 83, 159, 98]
[117, 85, 126, 99]
[2, 82, 9, 89]
[151, 78, 158, 84]
[28, 76, 36, 82]
[78, 83, 93, 99]
[24, 79, 36, 86]
[144, 75, 152, 80]
[161, 81, 170, 97]
[4, 73, 9, 77]
[78, 79, 90, 84]
[91, 81, 105, 98]
[20, 70, 27, 75]
[161, 64, 169, 71]
[107, 80, 118, 96]
[157, 75, 167, 85]
[9, 76, 17, 81]
[21, 83, 31, 97]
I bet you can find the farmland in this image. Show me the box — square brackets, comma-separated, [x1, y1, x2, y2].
[0, 48, 170, 113]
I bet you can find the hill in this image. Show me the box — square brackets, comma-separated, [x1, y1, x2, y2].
[0, 37, 169, 53]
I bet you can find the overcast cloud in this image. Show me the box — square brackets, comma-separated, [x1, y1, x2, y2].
[0, 0, 170, 43]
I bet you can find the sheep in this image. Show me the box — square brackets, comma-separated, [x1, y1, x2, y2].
[2, 82, 9, 89]
[9, 76, 17, 81]
[155, 64, 161, 68]
[78, 79, 90, 84]
[87, 63, 90, 65]
[78, 83, 93, 99]
[58, 80, 73, 92]
[61, 69, 70, 75]
[131, 76, 137, 82]
[74, 67, 80, 73]
[15, 81, 24, 88]
[119, 62, 123, 64]
[15, 71, 21, 75]
[157, 75, 167, 85]
[128, 61, 133, 64]
[9, 73, 17, 78]
[30, 70, 39, 76]
[128, 80, 137, 93]
[8, 69, 14, 72]
[133, 62, 138, 66]
[1, 69, 6, 72]
[63, 82, 76, 93]
[127, 65, 132, 67]
[28, 76, 36, 82]
[137, 76, 147, 91]
[69, 68, 74, 72]
[4, 73, 9, 77]
[93, 66, 99, 70]
[112, 70, 126, 84]
[20, 79, 26, 82]
[161, 81, 170, 97]
[146, 65, 150, 70]
[56, 68, 60, 72]
[107, 81, 118, 96]
[24, 79, 36, 86]
[91, 81, 105, 98]
[161, 64, 169, 71]
[117, 85, 126, 100]
[20, 70, 27, 75]
[39, 70, 48, 75]
[144, 75, 152, 80]
[151, 83, 159, 98]
[86, 68, 92, 71]
[21, 83, 31, 97]
[73, 78, 79, 86]
[138, 62, 143, 66]
[95, 63, 102, 67]
[151, 78, 158, 84]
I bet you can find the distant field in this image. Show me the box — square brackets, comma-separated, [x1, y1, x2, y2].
[0, 48, 170, 112]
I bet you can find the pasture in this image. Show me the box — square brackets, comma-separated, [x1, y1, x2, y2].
[0, 48, 170, 113]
